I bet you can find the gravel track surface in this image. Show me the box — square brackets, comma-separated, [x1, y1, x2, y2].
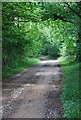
[2, 57, 62, 118]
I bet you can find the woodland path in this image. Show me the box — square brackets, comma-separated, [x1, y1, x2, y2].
[2, 57, 62, 118]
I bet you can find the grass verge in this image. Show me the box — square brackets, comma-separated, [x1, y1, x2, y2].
[58, 56, 79, 118]
[2, 57, 40, 77]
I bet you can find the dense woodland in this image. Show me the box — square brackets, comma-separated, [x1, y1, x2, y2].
[2, 2, 81, 67]
[2, 2, 81, 118]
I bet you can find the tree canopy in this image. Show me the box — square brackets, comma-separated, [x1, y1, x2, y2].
[2, 2, 81, 67]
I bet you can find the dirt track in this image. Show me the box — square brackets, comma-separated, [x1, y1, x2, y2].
[2, 57, 62, 118]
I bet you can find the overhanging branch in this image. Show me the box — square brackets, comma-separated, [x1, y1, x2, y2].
[65, 2, 81, 18]
[53, 14, 75, 24]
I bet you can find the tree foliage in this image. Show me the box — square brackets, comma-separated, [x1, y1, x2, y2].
[2, 2, 81, 67]
[2, 2, 81, 118]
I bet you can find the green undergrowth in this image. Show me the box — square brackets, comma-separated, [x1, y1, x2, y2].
[58, 55, 76, 65]
[41, 55, 59, 59]
[2, 58, 40, 77]
[58, 56, 79, 118]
